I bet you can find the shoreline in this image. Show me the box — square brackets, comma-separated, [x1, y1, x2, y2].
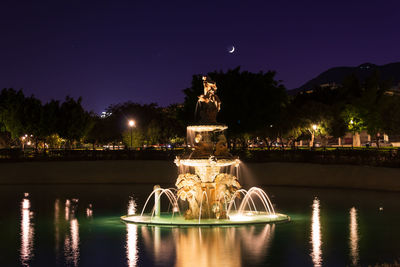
[2, 148, 400, 168]
[1, 160, 400, 192]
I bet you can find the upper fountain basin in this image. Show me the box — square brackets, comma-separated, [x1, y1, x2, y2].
[176, 157, 240, 167]
[187, 124, 227, 132]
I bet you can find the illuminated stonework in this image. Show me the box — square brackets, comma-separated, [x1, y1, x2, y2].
[121, 75, 289, 226]
[173, 76, 242, 219]
[187, 125, 227, 132]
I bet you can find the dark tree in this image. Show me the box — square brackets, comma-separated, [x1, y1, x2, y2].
[58, 96, 91, 147]
[182, 67, 288, 146]
[0, 88, 26, 139]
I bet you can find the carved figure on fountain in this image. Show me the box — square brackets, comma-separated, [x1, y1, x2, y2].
[192, 133, 214, 157]
[214, 173, 241, 196]
[176, 173, 202, 219]
[215, 134, 230, 157]
[193, 142, 214, 157]
[175, 171, 241, 219]
[197, 76, 221, 124]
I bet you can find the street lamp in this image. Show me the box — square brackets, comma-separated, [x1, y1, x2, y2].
[311, 124, 318, 148]
[128, 120, 135, 149]
[312, 124, 317, 131]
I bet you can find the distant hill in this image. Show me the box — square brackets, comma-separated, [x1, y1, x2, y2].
[289, 62, 400, 95]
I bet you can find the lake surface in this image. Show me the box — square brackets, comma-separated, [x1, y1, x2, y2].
[1, 184, 399, 267]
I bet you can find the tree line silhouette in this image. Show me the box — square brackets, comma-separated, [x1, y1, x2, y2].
[1, 67, 400, 150]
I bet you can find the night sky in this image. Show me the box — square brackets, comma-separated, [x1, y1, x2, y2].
[1, 0, 399, 113]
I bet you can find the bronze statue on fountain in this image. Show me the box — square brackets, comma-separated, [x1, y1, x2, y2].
[196, 76, 221, 124]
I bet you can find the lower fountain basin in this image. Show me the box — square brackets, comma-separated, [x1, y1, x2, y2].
[121, 211, 290, 226]
[177, 158, 239, 167]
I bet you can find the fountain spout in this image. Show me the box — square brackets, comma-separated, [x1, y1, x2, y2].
[154, 185, 161, 217]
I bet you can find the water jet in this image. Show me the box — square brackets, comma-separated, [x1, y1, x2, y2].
[121, 76, 289, 226]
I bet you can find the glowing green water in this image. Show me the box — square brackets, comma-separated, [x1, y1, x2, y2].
[1, 184, 400, 266]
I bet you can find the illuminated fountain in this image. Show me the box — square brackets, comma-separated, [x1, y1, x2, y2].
[122, 76, 289, 225]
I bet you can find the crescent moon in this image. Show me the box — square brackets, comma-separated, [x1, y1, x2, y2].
[229, 46, 235, 53]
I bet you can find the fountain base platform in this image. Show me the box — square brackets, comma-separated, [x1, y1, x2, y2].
[121, 212, 290, 226]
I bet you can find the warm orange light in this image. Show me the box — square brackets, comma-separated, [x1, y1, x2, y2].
[349, 207, 359, 266]
[20, 196, 34, 266]
[128, 120, 135, 127]
[310, 198, 322, 267]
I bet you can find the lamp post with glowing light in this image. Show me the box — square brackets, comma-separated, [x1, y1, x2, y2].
[310, 124, 317, 148]
[21, 135, 26, 151]
[128, 120, 135, 149]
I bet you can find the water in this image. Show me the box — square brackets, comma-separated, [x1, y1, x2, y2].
[1, 184, 399, 267]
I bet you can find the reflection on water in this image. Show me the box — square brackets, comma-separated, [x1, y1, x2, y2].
[64, 199, 80, 267]
[86, 204, 93, 218]
[126, 224, 138, 267]
[310, 198, 322, 267]
[141, 226, 176, 265]
[126, 198, 138, 267]
[239, 224, 275, 263]
[20, 193, 34, 267]
[65, 199, 70, 221]
[64, 218, 80, 266]
[175, 228, 241, 267]
[55, 199, 61, 263]
[4, 185, 400, 267]
[349, 207, 359, 266]
[137, 223, 275, 267]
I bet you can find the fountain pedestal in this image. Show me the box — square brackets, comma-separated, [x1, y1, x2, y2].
[121, 75, 289, 226]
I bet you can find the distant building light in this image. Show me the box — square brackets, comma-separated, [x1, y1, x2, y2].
[100, 111, 112, 118]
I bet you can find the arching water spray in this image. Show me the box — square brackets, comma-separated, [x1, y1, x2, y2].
[122, 74, 288, 226]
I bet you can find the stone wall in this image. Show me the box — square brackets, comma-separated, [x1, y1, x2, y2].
[1, 161, 400, 191]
